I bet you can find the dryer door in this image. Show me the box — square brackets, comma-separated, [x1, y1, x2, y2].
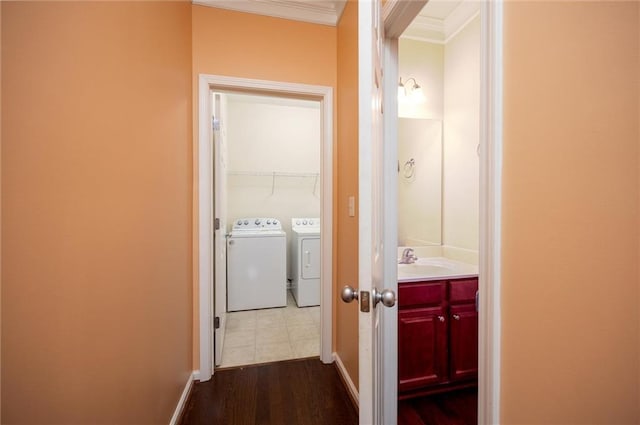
[301, 237, 320, 280]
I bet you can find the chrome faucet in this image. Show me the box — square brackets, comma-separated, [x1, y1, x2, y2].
[399, 248, 418, 264]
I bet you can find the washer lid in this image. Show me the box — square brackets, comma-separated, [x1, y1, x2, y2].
[229, 229, 285, 238]
[293, 228, 320, 237]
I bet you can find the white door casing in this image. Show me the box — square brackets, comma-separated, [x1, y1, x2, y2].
[478, 2, 503, 424]
[198, 75, 334, 381]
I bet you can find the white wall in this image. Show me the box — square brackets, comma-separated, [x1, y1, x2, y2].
[398, 39, 444, 120]
[398, 39, 444, 248]
[225, 94, 321, 275]
[442, 15, 480, 253]
[226, 94, 320, 174]
[398, 15, 480, 260]
[397, 118, 442, 246]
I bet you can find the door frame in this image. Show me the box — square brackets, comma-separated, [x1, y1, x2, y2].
[197, 74, 334, 380]
[477, 2, 503, 423]
[382, 1, 503, 424]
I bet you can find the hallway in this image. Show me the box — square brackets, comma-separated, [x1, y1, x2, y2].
[180, 358, 357, 424]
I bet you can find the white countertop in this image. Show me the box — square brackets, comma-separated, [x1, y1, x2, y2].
[397, 256, 478, 283]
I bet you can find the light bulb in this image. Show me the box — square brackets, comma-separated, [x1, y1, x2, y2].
[411, 86, 425, 103]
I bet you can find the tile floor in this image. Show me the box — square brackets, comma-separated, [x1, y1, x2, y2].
[219, 291, 321, 368]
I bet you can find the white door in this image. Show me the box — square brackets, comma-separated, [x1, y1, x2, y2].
[357, 0, 398, 424]
[213, 93, 228, 366]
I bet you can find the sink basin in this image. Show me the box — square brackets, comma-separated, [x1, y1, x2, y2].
[398, 264, 453, 276]
[398, 263, 453, 276]
[397, 257, 478, 282]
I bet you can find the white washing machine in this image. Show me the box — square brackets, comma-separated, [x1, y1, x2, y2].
[290, 218, 320, 307]
[227, 217, 287, 311]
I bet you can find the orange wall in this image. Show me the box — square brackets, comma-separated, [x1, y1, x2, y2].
[191, 5, 338, 368]
[336, 0, 360, 389]
[192, 6, 337, 87]
[1, 2, 193, 423]
[502, 1, 640, 423]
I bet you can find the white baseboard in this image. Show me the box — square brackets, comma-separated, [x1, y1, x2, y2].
[333, 352, 359, 409]
[192, 369, 201, 381]
[169, 371, 195, 425]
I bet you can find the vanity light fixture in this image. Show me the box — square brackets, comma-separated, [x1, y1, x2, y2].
[398, 77, 425, 103]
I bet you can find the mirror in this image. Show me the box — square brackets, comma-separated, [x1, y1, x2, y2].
[397, 118, 442, 246]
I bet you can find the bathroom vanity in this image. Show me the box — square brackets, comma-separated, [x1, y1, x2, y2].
[398, 258, 478, 399]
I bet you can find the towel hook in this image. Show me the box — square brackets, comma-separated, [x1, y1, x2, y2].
[403, 158, 415, 179]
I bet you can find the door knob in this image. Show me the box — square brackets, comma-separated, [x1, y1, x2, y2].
[341, 285, 359, 303]
[373, 288, 396, 308]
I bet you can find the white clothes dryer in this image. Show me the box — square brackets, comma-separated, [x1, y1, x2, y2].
[290, 218, 320, 307]
[227, 217, 287, 311]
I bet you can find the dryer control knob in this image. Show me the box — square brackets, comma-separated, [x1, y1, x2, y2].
[309, 220, 314, 225]
[303, 220, 308, 225]
[273, 220, 278, 225]
[296, 220, 301, 225]
[267, 220, 272, 224]
[255, 219, 261, 225]
[243, 220, 249, 225]
[237, 220, 242, 225]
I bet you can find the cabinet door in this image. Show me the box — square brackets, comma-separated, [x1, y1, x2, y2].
[449, 304, 478, 381]
[398, 307, 447, 392]
[301, 237, 320, 279]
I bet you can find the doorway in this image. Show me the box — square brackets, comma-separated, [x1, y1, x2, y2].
[382, 1, 502, 423]
[215, 91, 323, 368]
[197, 75, 334, 380]
[396, 0, 481, 416]
[193, 1, 502, 421]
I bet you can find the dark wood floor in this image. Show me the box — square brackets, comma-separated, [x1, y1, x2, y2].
[180, 358, 358, 425]
[399, 388, 478, 425]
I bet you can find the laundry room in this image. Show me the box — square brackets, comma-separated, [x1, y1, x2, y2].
[214, 91, 323, 368]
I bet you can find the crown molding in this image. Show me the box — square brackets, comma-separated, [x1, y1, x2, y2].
[194, 0, 347, 26]
[443, 1, 480, 42]
[402, 14, 446, 44]
[401, 0, 480, 44]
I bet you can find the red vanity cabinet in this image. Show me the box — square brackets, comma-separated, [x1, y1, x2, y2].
[398, 277, 478, 397]
[448, 279, 479, 382]
[398, 280, 447, 393]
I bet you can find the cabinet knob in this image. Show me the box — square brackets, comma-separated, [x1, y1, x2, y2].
[438, 316, 445, 322]
[453, 314, 460, 321]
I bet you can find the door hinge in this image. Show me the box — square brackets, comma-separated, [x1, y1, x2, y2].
[214, 316, 220, 329]
[214, 218, 220, 230]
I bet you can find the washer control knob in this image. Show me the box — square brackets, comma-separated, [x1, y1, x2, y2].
[237, 220, 242, 225]
[303, 220, 308, 225]
[273, 220, 278, 225]
[309, 220, 314, 225]
[267, 220, 272, 224]
[255, 219, 261, 225]
[296, 220, 301, 225]
[243, 220, 249, 225]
